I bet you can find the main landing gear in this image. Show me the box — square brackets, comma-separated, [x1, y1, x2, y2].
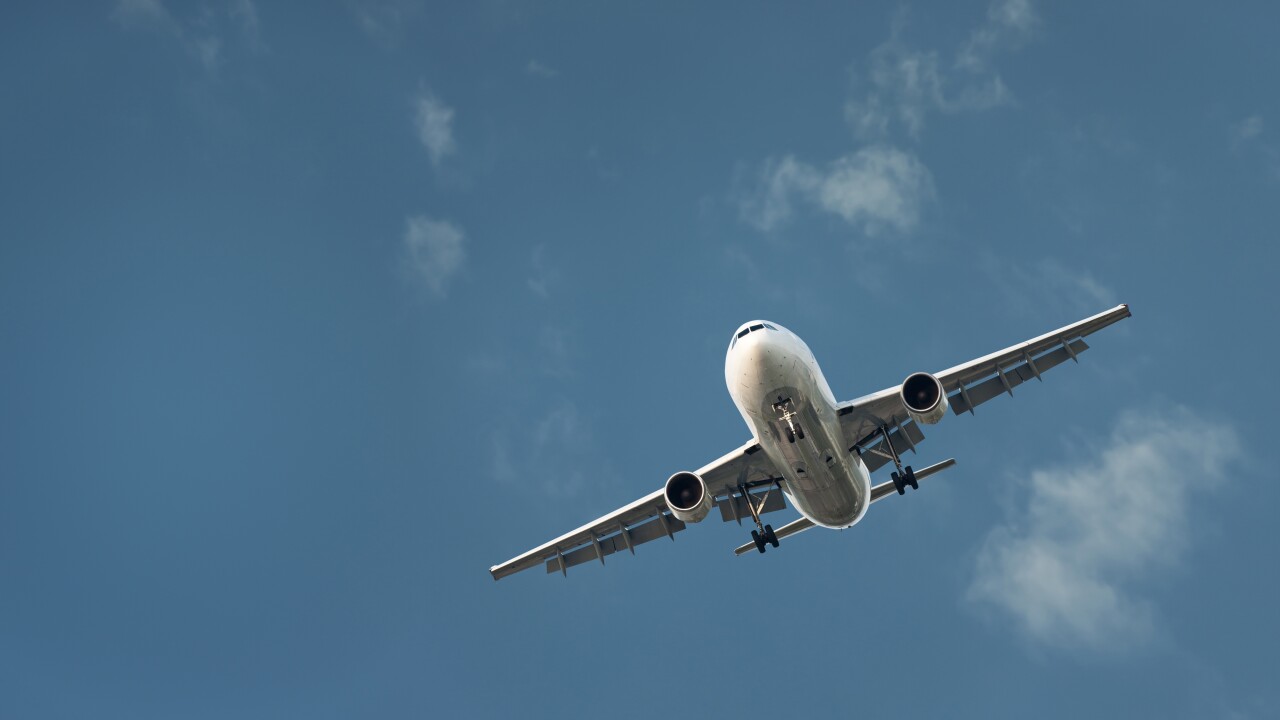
[871, 424, 918, 495]
[739, 479, 782, 553]
[773, 397, 805, 443]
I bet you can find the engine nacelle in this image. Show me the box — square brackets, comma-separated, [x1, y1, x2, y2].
[900, 371, 949, 425]
[664, 471, 713, 523]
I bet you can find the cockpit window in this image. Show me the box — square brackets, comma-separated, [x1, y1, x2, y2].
[736, 328, 750, 339]
[749, 324, 764, 332]
[763, 323, 777, 330]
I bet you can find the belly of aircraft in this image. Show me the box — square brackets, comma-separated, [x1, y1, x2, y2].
[754, 384, 869, 529]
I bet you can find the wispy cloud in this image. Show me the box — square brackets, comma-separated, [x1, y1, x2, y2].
[526, 244, 558, 298]
[491, 399, 618, 500]
[968, 406, 1240, 653]
[229, 0, 263, 50]
[738, 146, 934, 234]
[112, 0, 179, 31]
[348, 0, 421, 47]
[984, 256, 1118, 318]
[846, 0, 1034, 142]
[414, 90, 456, 167]
[525, 60, 558, 79]
[402, 215, 465, 297]
[537, 326, 575, 379]
[957, 0, 1038, 71]
[1234, 114, 1264, 142]
[111, 0, 263, 73]
[739, 2, 1031, 237]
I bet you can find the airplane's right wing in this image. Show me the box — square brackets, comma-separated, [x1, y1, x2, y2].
[489, 438, 790, 580]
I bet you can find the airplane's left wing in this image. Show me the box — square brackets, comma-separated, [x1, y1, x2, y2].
[836, 304, 1131, 457]
[489, 439, 785, 580]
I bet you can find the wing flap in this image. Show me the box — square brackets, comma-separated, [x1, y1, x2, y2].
[855, 420, 926, 474]
[716, 487, 788, 523]
[950, 338, 1089, 414]
[545, 513, 688, 574]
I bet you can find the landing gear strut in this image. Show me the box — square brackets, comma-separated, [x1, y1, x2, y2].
[739, 479, 782, 553]
[872, 424, 918, 495]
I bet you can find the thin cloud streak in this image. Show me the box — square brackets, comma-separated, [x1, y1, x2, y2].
[526, 60, 558, 79]
[984, 256, 1118, 319]
[968, 406, 1240, 653]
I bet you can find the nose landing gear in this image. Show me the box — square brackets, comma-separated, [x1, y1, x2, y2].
[773, 397, 805, 443]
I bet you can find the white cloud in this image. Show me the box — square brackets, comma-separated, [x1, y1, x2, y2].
[403, 215, 465, 296]
[739, 146, 933, 234]
[968, 406, 1240, 652]
[526, 60, 558, 79]
[414, 91, 456, 167]
[816, 147, 935, 233]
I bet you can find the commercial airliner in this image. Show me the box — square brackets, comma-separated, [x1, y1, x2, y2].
[490, 304, 1131, 580]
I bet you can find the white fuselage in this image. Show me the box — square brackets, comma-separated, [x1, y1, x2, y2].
[725, 321, 872, 529]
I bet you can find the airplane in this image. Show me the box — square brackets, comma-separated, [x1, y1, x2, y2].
[490, 304, 1131, 580]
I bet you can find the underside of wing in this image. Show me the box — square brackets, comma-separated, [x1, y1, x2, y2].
[837, 304, 1131, 456]
[489, 438, 788, 580]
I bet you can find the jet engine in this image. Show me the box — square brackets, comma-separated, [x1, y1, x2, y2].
[664, 471, 713, 523]
[900, 371, 949, 425]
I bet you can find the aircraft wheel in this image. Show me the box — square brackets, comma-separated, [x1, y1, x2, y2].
[764, 524, 779, 548]
[751, 530, 767, 554]
[786, 429, 796, 443]
[796, 425, 805, 440]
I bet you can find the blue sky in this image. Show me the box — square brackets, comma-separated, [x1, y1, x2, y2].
[2, 1, 1278, 717]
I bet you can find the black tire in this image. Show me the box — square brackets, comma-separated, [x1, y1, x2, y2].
[905, 466, 919, 490]
[786, 429, 796, 443]
[764, 524, 779, 548]
[751, 530, 766, 553]
[892, 471, 906, 495]
[796, 425, 805, 440]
